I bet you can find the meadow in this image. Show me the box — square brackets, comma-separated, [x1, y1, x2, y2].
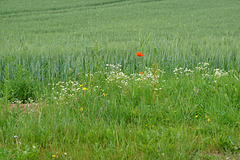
[0, 0, 240, 159]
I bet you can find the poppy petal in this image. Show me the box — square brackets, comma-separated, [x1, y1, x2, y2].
[136, 52, 143, 57]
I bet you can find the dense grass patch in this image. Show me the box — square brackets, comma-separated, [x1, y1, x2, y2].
[0, 0, 240, 159]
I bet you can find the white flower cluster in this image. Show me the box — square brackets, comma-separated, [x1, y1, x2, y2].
[105, 64, 122, 71]
[172, 62, 231, 78]
[214, 69, 228, 78]
[104, 65, 166, 92]
[195, 62, 209, 71]
[173, 67, 193, 75]
[106, 71, 129, 86]
[50, 80, 82, 100]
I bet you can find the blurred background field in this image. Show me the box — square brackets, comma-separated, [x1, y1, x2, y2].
[1, 0, 240, 78]
[0, 0, 239, 159]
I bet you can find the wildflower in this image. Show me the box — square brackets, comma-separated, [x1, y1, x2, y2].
[80, 84, 83, 87]
[203, 63, 209, 67]
[103, 93, 105, 96]
[146, 124, 147, 126]
[14, 135, 18, 139]
[207, 118, 210, 122]
[82, 87, 87, 91]
[152, 125, 154, 128]
[33, 146, 36, 149]
[139, 72, 143, 74]
[52, 155, 56, 158]
[195, 115, 199, 118]
[80, 108, 83, 111]
[136, 52, 143, 57]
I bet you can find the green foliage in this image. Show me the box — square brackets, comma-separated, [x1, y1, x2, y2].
[7, 64, 37, 103]
[219, 136, 240, 152]
[0, 0, 240, 159]
[1, 144, 39, 160]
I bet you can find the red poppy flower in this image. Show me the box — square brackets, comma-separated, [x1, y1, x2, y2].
[136, 52, 143, 57]
[139, 72, 143, 74]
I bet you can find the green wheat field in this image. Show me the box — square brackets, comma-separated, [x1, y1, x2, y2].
[0, 0, 240, 159]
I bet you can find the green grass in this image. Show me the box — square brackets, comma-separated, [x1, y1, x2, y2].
[0, 0, 240, 159]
